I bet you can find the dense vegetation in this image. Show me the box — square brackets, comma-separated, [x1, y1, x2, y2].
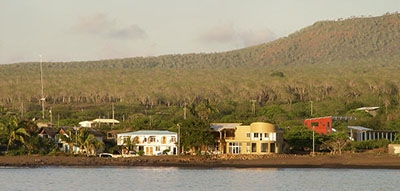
[1, 13, 400, 154]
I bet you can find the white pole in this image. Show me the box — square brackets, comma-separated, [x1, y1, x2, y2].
[39, 55, 45, 120]
[177, 124, 181, 155]
[312, 126, 315, 156]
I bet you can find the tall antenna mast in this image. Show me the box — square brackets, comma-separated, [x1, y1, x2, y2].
[40, 55, 45, 120]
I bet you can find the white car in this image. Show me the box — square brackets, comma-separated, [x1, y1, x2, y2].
[98, 153, 122, 158]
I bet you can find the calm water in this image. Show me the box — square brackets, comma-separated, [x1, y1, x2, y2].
[1, 167, 399, 191]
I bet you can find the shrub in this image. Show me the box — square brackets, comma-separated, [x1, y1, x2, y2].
[351, 139, 390, 151]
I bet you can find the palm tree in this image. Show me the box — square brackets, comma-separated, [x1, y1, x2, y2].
[77, 128, 104, 156]
[5, 116, 30, 152]
[57, 128, 76, 154]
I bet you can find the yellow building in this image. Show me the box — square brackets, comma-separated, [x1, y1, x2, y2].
[211, 122, 283, 154]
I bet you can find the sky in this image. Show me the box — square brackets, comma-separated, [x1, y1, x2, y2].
[0, 0, 399, 64]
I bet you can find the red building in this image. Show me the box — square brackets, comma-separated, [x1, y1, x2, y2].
[304, 116, 333, 134]
[304, 116, 355, 134]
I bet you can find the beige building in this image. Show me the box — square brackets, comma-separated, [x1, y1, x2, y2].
[211, 122, 283, 154]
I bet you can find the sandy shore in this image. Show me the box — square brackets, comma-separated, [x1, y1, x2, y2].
[1, 152, 400, 169]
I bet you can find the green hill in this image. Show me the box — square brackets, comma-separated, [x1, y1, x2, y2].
[1, 13, 400, 130]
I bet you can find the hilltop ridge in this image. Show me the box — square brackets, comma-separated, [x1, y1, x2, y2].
[1, 13, 400, 129]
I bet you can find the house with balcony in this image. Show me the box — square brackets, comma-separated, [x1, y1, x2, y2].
[117, 130, 178, 156]
[210, 122, 283, 154]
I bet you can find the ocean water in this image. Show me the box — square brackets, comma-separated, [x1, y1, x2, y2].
[1, 167, 399, 191]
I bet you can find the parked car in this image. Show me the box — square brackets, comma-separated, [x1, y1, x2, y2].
[98, 153, 121, 158]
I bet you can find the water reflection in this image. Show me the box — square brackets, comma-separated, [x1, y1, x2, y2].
[0, 167, 399, 191]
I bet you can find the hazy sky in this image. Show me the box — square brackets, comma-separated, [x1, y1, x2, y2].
[1, 0, 399, 64]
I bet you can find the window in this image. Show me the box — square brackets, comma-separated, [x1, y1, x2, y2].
[264, 133, 269, 139]
[123, 136, 130, 144]
[228, 142, 241, 154]
[261, 143, 268, 152]
[149, 136, 156, 143]
[214, 142, 219, 151]
[253, 133, 259, 138]
[133, 136, 139, 144]
[270, 143, 275, 153]
[252, 143, 257, 152]
[246, 133, 250, 138]
[246, 143, 251, 153]
[170, 136, 177, 143]
[156, 146, 160, 151]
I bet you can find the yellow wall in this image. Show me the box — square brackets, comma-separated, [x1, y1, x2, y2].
[225, 122, 283, 154]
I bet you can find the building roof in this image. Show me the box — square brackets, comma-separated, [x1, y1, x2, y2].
[305, 116, 355, 121]
[37, 127, 59, 137]
[118, 130, 177, 136]
[356, 107, 379, 111]
[79, 121, 92, 127]
[210, 123, 242, 131]
[348, 126, 373, 131]
[91, 119, 120, 124]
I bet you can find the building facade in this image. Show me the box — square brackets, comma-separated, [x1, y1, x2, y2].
[304, 116, 355, 134]
[117, 130, 178, 156]
[348, 126, 397, 142]
[303, 116, 333, 134]
[211, 122, 283, 154]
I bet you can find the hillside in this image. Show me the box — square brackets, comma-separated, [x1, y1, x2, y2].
[256, 13, 400, 65]
[1, 13, 400, 129]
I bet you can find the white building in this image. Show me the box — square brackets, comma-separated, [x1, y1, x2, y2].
[79, 119, 120, 128]
[117, 130, 178, 156]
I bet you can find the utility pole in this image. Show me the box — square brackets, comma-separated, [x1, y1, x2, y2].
[49, 107, 52, 124]
[39, 55, 45, 120]
[112, 103, 115, 129]
[251, 100, 256, 116]
[310, 101, 313, 117]
[183, 103, 187, 120]
[177, 124, 181, 155]
[312, 125, 315, 157]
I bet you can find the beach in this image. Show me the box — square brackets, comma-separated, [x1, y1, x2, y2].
[1, 152, 399, 169]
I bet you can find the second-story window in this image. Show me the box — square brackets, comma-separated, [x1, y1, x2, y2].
[149, 136, 156, 143]
[253, 133, 259, 138]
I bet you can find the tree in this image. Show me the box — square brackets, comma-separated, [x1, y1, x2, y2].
[322, 132, 350, 155]
[4, 116, 30, 153]
[77, 128, 104, 156]
[57, 129, 77, 154]
[283, 126, 322, 153]
[179, 118, 214, 154]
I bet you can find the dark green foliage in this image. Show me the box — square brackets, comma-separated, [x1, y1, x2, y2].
[270, 71, 285, 77]
[179, 118, 214, 152]
[258, 105, 290, 124]
[321, 132, 351, 154]
[351, 139, 390, 151]
[283, 126, 322, 153]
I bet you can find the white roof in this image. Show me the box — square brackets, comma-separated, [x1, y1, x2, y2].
[79, 121, 92, 127]
[118, 130, 177, 136]
[91, 119, 120, 124]
[356, 107, 379, 111]
[348, 126, 373, 131]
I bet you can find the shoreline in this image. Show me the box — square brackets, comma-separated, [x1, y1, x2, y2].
[1, 153, 399, 169]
